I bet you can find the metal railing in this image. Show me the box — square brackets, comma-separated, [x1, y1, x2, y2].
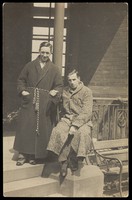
[3, 97, 128, 141]
[91, 97, 128, 140]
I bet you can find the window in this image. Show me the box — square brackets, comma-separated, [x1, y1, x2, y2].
[31, 3, 68, 77]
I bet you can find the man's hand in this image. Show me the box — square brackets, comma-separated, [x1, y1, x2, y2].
[49, 90, 58, 97]
[22, 91, 30, 96]
[69, 126, 78, 135]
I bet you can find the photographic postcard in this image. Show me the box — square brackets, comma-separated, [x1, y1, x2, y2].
[3, 2, 128, 197]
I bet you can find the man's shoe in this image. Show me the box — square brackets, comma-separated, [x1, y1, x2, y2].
[29, 159, 37, 165]
[16, 157, 27, 166]
[69, 158, 78, 171]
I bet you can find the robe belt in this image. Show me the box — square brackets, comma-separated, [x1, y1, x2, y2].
[27, 87, 49, 135]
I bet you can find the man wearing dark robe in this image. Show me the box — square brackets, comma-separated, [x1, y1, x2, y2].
[13, 42, 63, 165]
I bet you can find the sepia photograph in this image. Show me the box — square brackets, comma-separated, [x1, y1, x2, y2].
[3, 2, 128, 197]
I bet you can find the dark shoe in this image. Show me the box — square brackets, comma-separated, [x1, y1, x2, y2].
[16, 157, 27, 166]
[60, 160, 68, 177]
[29, 159, 37, 165]
[69, 158, 78, 171]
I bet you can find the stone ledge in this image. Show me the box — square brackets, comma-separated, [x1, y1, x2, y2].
[59, 164, 104, 197]
[41, 162, 104, 197]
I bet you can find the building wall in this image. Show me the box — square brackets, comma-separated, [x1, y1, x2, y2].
[3, 3, 33, 116]
[89, 15, 128, 98]
[66, 3, 128, 98]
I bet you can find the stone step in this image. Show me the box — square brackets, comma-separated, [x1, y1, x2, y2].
[3, 136, 17, 164]
[42, 163, 104, 197]
[3, 136, 45, 183]
[47, 193, 67, 197]
[58, 165, 104, 197]
[4, 163, 44, 183]
[4, 176, 59, 197]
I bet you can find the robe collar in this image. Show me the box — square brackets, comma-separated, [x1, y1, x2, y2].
[68, 81, 84, 96]
[34, 56, 51, 87]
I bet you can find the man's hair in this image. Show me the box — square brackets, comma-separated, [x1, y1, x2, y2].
[39, 42, 53, 52]
[67, 69, 80, 78]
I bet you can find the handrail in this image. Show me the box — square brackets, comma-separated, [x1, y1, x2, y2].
[93, 97, 128, 101]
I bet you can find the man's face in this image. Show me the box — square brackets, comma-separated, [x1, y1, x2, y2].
[39, 46, 51, 62]
[68, 73, 80, 89]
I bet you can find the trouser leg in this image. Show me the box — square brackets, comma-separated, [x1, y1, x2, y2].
[68, 147, 78, 171]
[59, 135, 74, 177]
[18, 152, 28, 159]
[58, 135, 74, 162]
[18, 153, 35, 160]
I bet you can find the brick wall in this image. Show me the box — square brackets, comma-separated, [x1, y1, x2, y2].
[89, 15, 128, 98]
[66, 3, 128, 99]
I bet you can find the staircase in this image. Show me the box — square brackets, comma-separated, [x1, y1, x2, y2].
[3, 136, 66, 197]
[3, 136, 105, 197]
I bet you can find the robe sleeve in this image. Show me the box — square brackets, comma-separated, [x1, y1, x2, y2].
[50, 67, 63, 105]
[17, 64, 29, 96]
[71, 88, 93, 128]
